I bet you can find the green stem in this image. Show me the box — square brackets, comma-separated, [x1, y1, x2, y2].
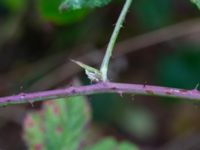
[100, 0, 132, 81]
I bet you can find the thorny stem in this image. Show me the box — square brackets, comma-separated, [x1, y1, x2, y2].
[100, 0, 132, 81]
[0, 82, 199, 107]
[0, 1, 199, 107]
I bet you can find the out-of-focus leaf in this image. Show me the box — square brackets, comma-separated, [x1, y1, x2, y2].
[37, 0, 89, 24]
[84, 137, 139, 150]
[23, 114, 45, 150]
[191, 0, 200, 9]
[23, 96, 90, 150]
[59, 0, 112, 11]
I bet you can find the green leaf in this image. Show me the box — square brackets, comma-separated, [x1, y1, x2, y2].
[59, 0, 112, 11]
[23, 96, 90, 150]
[37, 0, 89, 24]
[84, 137, 139, 150]
[191, 0, 200, 9]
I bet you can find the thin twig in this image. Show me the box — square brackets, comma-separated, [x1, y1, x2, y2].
[100, 0, 132, 81]
[29, 18, 200, 90]
[2, 18, 200, 92]
[0, 82, 199, 107]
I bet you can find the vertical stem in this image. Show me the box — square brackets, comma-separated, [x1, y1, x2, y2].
[100, 0, 132, 81]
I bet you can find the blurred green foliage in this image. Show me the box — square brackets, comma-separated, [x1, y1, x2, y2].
[38, 0, 112, 24]
[191, 0, 200, 9]
[23, 96, 139, 150]
[156, 45, 200, 90]
[134, 0, 173, 30]
[59, 0, 112, 11]
[118, 106, 156, 140]
[38, 0, 90, 24]
[24, 96, 90, 150]
[1, 0, 200, 148]
[85, 137, 139, 150]
[1, 0, 25, 12]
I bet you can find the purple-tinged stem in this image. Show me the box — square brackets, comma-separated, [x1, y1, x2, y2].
[0, 82, 199, 106]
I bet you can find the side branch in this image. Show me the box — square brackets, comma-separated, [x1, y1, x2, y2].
[100, 0, 132, 81]
[0, 82, 200, 106]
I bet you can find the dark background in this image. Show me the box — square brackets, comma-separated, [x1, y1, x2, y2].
[0, 0, 200, 149]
